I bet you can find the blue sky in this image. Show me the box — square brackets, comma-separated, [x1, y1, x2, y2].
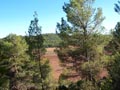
[0, 0, 119, 38]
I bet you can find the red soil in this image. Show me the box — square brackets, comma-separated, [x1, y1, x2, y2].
[99, 68, 108, 78]
[44, 48, 63, 80]
[44, 48, 108, 81]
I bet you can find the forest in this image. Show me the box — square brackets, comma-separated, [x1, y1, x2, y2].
[0, 0, 120, 90]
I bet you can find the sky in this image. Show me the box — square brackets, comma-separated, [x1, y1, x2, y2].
[0, 0, 119, 38]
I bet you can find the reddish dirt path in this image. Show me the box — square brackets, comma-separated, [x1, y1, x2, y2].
[44, 48, 108, 81]
[44, 48, 63, 80]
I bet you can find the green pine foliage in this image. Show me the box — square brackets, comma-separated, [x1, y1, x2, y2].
[0, 34, 31, 90]
[43, 33, 62, 47]
[0, 0, 120, 90]
[26, 12, 53, 90]
[56, 0, 106, 81]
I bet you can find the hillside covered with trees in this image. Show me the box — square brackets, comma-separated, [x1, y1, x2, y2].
[43, 33, 61, 47]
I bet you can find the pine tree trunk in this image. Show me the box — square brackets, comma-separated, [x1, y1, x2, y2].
[83, 28, 88, 59]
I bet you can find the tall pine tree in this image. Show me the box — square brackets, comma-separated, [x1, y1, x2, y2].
[56, 0, 105, 86]
[26, 12, 51, 90]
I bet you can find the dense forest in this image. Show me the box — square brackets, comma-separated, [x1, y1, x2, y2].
[1, 0, 120, 90]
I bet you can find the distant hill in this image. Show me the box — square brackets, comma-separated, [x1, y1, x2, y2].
[43, 33, 61, 47]
[16, 33, 61, 48]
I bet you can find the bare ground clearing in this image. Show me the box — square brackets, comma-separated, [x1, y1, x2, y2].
[44, 48, 108, 81]
[44, 48, 63, 80]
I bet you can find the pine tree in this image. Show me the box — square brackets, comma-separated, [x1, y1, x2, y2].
[26, 12, 51, 90]
[63, 0, 104, 59]
[106, 23, 120, 90]
[114, 1, 120, 14]
[0, 34, 30, 90]
[56, 0, 105, 87]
